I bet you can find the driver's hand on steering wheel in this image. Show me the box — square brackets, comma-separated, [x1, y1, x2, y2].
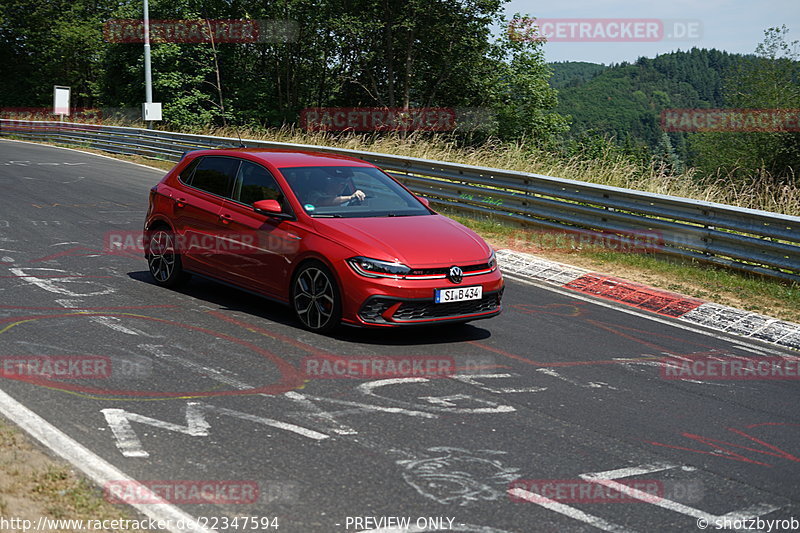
[348, 190, 366, 202]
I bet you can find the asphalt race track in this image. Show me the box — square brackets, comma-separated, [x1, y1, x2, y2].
[1, 139, 799, 533]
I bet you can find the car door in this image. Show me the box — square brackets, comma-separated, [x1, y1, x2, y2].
[217, 159, 302, 298]
[172, 155, 240, 277]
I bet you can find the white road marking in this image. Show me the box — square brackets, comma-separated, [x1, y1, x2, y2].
[283, 391, 358, 435]
[103, 402, 328, 458]
[580, 465, 780, 524]
[139, 344, 253, 389]
[9, 267, 115, 297]
[133, 347, 435, 432]
[52, 298, 155, 336]
[535, 368, 619, 390]
[102, 403, 211, 458]
[0, 138, 165, 172]
[0, 390, 213, 533]
[53, 298, 82, 308]
[584, 462, 678, 479]
[508, 487, 636, 533]
[205, 404, 329, 441]
[359, 378, 516, 414]
[503, 273, 794, 355]
[733, 344, 771, 355]
[90, 316, 142, 335]
[449, 373, 547, 393]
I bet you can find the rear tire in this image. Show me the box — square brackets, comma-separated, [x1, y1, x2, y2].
[146, 227, 185, 288]
[291, 261, 342, 333]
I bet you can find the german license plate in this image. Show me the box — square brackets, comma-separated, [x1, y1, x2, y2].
[435, 285, 482, 304]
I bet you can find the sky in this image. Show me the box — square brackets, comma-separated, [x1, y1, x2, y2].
[498, 0, 800, 64]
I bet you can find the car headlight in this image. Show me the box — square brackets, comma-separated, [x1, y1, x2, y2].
[348, 256, 412, 278]
[487, 250, 497, 270]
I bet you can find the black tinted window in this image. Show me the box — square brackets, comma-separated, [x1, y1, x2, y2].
[179, 157, 200, 184]
[233, 161, 283, 205]
[191, 157, 239, 197]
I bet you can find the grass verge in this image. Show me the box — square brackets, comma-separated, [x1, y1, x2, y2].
[0, 418, 149, 531]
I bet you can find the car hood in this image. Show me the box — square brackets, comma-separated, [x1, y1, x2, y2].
[312, 215, 491, 267]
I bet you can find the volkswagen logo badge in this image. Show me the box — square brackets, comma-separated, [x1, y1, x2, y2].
[448, 266, 463, 284]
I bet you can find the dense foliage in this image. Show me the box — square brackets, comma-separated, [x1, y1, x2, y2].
[553, 31, 800, 183]
[0, 0, 566, 144]
[0, 1, 797, 186]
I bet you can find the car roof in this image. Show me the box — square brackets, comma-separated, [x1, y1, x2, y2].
[185, 148, 375, 168]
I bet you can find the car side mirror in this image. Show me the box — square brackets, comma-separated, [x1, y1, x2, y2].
[253, 199, 284, 215]
[417, 196, 430, 208]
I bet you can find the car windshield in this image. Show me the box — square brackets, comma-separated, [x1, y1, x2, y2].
[278, 165, 431, 218]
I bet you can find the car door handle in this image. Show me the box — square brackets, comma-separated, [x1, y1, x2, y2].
[174, 197, 187, 208]
[218, 213, 232, 224]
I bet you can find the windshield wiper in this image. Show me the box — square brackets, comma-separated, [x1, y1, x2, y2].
[311, 213, 343, 218]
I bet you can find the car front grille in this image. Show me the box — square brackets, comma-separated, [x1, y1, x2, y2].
[407, 262, 493, 277]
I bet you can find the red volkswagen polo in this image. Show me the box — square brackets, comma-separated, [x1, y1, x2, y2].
[144, 149, 503, 332]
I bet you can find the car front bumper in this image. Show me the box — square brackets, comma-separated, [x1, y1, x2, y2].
[335, 265, 504, 327]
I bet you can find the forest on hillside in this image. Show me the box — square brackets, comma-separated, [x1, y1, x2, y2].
[551, 39, 800, 181]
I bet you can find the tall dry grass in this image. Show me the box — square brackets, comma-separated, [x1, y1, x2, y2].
[8, 113, 798, 216]
[195, 125, 800, 216]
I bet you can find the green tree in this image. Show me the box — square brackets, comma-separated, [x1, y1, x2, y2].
[0, 0, 112, 108]
[482, 14, 569, 145]
[690, 26, 800, 183]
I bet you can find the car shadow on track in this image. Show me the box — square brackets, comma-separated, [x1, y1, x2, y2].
[127, 271, 493, 345]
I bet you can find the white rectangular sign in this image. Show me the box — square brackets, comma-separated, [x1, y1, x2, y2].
[142, 102, 163, 121]
[53, 86, 70, 115]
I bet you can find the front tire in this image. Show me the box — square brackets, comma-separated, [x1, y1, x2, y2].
[292, 261, 342, 333]
[146, 228, 185, 288]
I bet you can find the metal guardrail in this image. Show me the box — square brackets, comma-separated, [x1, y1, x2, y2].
[2, 119, 799, 283]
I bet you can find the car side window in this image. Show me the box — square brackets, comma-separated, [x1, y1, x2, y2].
[190, 156, 240, 197]
[178, 158, 201, 185]
[232, 160, 284, 206]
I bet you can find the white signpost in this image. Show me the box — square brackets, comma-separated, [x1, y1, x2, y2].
[142, 102, 162, 122]
[53, 86, 70, 120]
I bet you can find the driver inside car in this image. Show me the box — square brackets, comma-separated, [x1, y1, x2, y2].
[314, 174, 366, 206]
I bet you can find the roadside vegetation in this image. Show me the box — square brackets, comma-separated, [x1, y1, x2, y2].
[0, 419, 149, 531]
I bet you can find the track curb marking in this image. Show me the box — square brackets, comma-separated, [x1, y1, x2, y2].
[497, 249, 800, 351]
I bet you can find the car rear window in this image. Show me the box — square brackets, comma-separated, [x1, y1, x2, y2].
[189, 156, 240, 197]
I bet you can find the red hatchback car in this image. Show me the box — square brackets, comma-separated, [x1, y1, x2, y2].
[144, 149, 504, 332]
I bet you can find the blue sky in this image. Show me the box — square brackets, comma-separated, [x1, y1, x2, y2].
[499, 0, 799, 64]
